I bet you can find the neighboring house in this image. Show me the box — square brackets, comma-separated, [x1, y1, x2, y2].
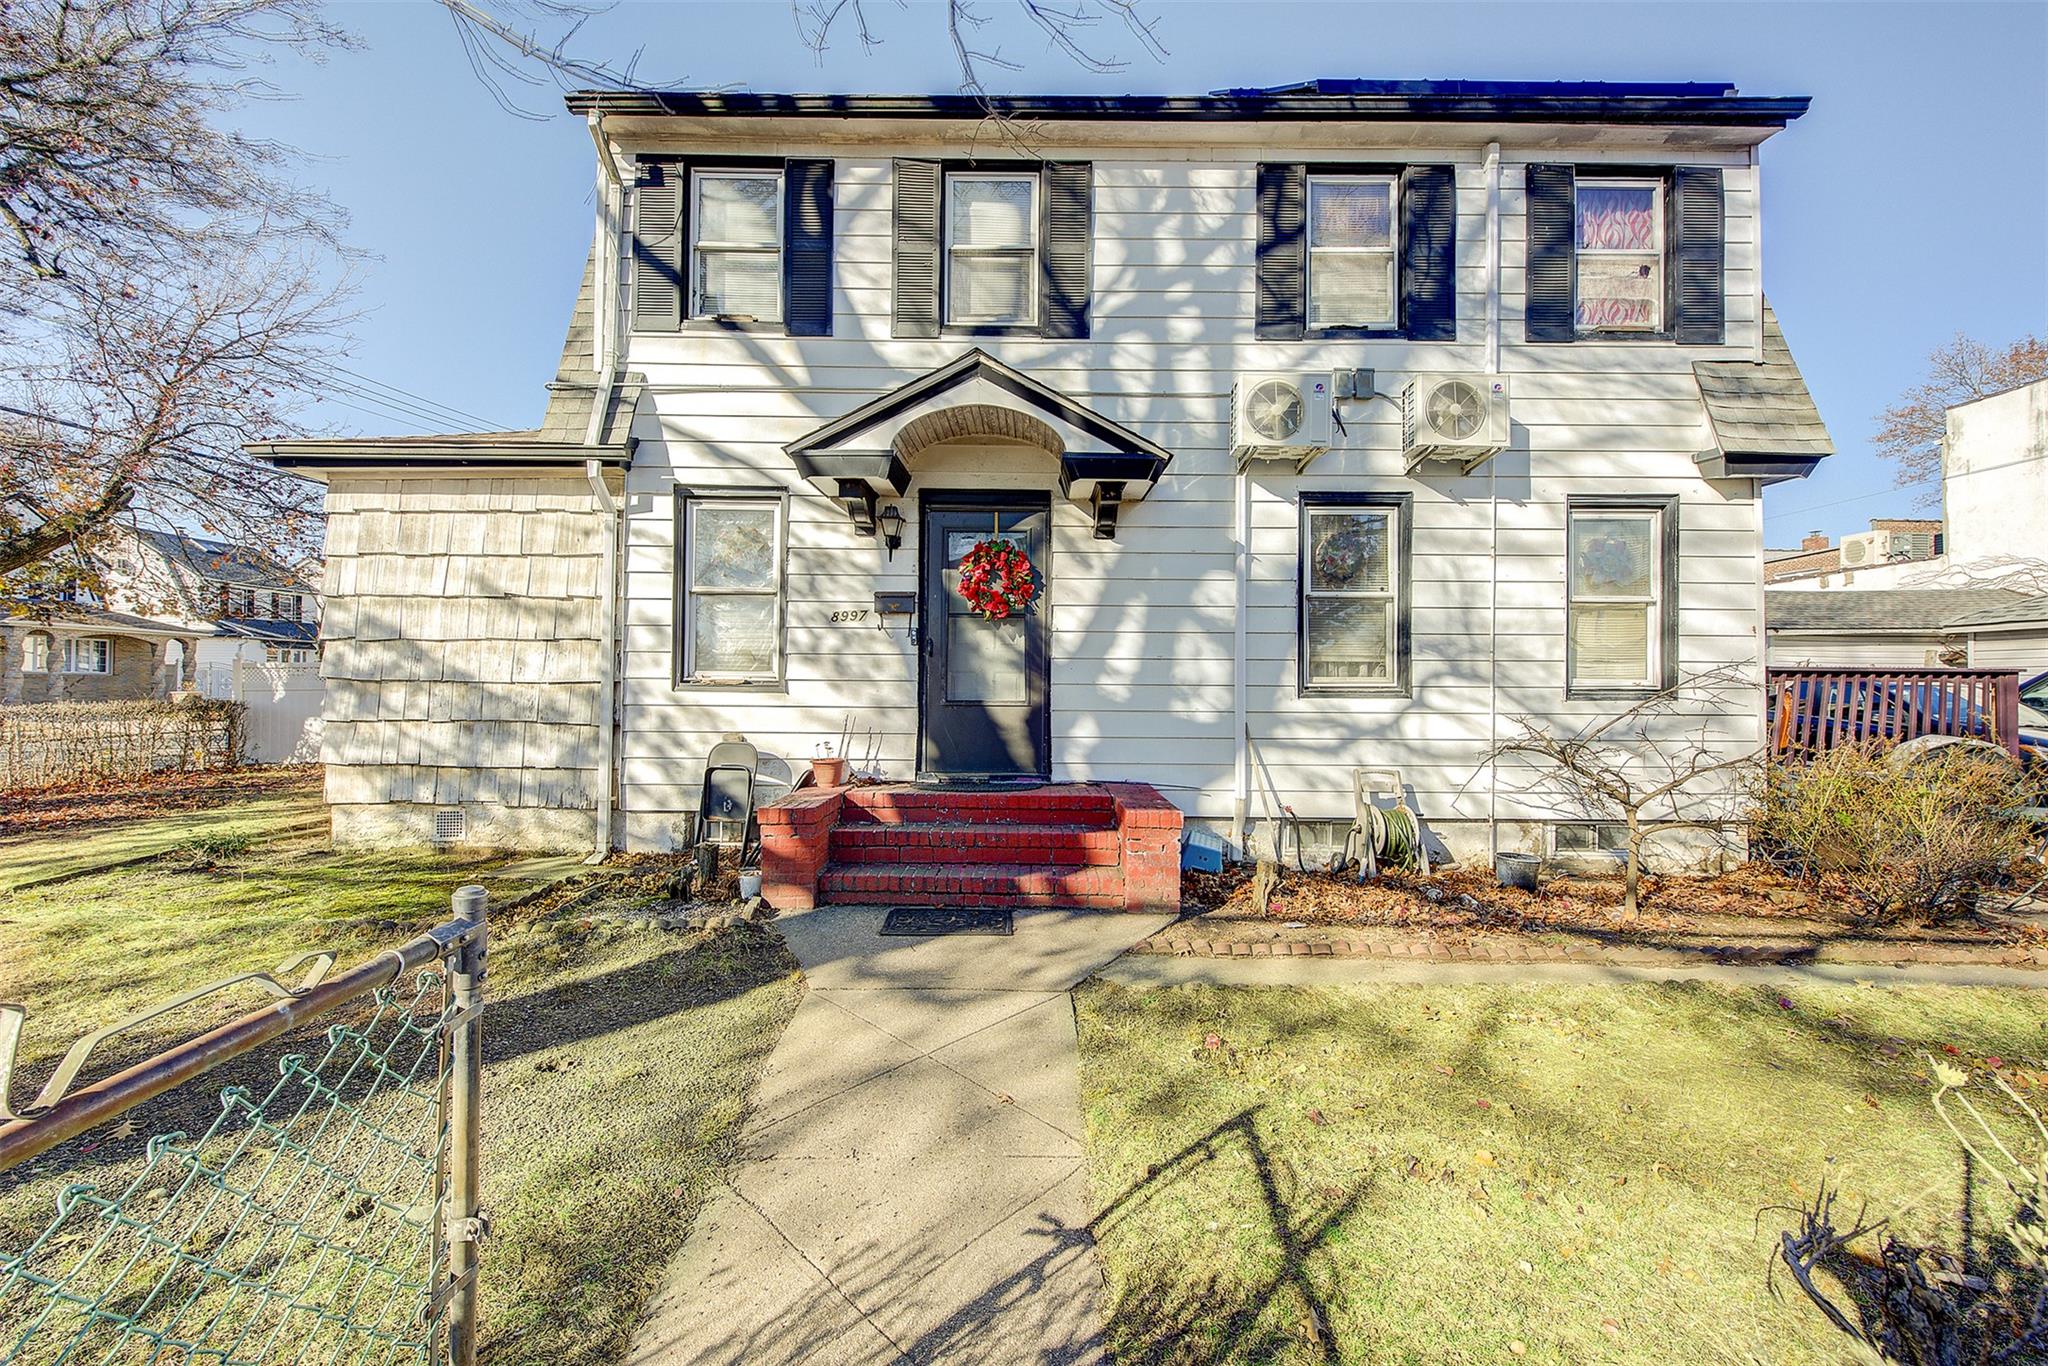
[252, 78, 1833, 869]
[1771, 376, 2047, 592]
[1764, 589, 2048, 677]
[99, 530, 323, 682]
[1765, 519, 1941, 584]
[1, 602, 193, 704]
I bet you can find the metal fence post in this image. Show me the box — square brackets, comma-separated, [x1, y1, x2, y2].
[445, 884, 488, 1366]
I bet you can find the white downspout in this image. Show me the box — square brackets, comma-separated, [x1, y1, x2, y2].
[1751, 145, 1764, 364]
[1484, 142, 1502, 860]
[586, 460, 619, 862]
[1231, 466, 1250, 855]
[582, 116, 626, 861]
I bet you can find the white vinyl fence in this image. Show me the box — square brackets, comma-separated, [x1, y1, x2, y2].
[198, 659, 324, 764]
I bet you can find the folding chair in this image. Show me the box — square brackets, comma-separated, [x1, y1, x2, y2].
[693, 738, 762, 867]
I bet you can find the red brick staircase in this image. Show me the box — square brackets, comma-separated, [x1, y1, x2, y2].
[759, 782, 1182, 913]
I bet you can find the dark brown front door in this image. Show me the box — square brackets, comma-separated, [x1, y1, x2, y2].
[918, 494, 1050, 780]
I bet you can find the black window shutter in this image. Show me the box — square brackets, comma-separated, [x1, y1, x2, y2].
[631, 158, 684, 333]
[1041, 161, 1092, 339]
[1671, 166, 1725, 345]
[1255, 163, 1306, 340]
[892, 159, 941, 339]
[1401, 165, 1457, 341]
[783, 158, 835, 337]
[1524, 163, 1576, 342]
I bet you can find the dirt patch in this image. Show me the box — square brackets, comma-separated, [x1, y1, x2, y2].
[1180, 860, 2037, 950]
[0, 765, 319, 837]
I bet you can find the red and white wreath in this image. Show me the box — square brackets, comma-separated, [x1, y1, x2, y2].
[955, 539, 1039, 620]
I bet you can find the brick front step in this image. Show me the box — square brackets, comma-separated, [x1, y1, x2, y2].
[818, 860, 1127, 906]
[838, 786, 1118, 828]
[827, 822, 1121, 867]
[760, 781, 1181, 913]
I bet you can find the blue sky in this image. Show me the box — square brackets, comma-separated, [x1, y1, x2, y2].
[260, 0, 2047, 545]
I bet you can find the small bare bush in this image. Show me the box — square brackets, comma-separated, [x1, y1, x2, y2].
[1750, 743, 2041, 922]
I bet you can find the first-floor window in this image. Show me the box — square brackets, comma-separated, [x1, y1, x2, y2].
[1300, 495, 1409, 693]
[21, 631, 50, 673]
[63, 637, 111, 674]
[679, 496, 784, 683]
[1567, 501, 1672, 692]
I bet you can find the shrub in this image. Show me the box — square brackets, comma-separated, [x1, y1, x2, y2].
[1750, 742, 2042, 922]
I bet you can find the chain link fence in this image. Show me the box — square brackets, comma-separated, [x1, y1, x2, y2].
[0, 887, 489, 1366]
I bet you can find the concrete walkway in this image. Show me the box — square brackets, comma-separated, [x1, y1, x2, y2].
[629, 905, 1174, 1366]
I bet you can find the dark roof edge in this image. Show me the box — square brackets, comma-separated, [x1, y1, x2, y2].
[567, 90, 1810, 127]
[249, 439, 634, 472]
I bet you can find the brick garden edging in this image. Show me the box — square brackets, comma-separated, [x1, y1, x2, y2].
[1129, 931, 2048, 971]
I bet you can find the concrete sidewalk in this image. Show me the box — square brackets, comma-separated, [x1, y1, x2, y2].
[628, 905, 1172, 1365]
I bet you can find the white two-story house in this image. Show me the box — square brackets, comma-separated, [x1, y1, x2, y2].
[254, 78, 1832, 889]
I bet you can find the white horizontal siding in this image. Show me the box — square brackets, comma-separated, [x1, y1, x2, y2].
[607, 140, 1770, 836]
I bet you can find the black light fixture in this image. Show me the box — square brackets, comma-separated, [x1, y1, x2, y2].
[877, 504, 905, 560]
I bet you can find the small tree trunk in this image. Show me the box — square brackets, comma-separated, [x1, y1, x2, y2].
[1623, 810, 1644, 921]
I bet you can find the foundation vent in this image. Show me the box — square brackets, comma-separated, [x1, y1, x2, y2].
[433, 808, 467, 845]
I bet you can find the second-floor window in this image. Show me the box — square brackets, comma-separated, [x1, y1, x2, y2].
[1574, 178, 1664, 334]
[945, 173, 1039, 328]
[691, 170, 784, 323]
[1306, 175, 1398, 330]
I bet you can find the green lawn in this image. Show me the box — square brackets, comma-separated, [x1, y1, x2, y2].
[0, 785, 801, 1366]
[1077, 979, 2048, 1365]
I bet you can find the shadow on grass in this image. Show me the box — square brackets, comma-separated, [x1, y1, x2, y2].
[1090, 1106, 1365, 1364]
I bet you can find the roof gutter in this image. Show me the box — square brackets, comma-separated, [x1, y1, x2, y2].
[564, 90, 1811, 127]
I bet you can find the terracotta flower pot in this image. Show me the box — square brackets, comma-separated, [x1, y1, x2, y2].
[811, 756, 847, 787]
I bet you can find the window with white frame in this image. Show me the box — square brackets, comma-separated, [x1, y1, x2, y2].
[1553, 822, 1629, 857]
[690, 170, 783, 323]
[21, 631, 50, 673]
[1300, 500, 1404, 691]
[1574, 178, 1663, 333]
[1306, 175, 1398, 329]
[945, 173, 1038, 327]
[680, 497, 783, 683]
[1568, 505, 1667, 690]
[63, 637, 110, 674]
[266, 645, 314, 664]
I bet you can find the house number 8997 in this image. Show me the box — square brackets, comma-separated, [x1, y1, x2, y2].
[829, 609, 872, 624]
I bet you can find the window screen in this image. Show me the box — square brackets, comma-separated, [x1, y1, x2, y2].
[1306, 176, 1397, 329]
[1301, 504, 1400, 689]
[691, 171, 784, 322]
[682, 499, 783, 682]
[946, 174, 1038, 326]
[1575, 180, 1663, 332]
[1568, 508, 1663, 688]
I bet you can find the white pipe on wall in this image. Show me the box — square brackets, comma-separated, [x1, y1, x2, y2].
[585, 460, 620, 861]
[1231, 467, 1250, 854]
[1484, 141, 1502, 376]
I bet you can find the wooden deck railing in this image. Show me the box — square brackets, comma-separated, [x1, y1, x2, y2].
[1767, 666, 2023, 758]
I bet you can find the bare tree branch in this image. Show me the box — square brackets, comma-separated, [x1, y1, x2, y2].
[1875, 332, 2048, 502]
[1485, 663, 1765, 919]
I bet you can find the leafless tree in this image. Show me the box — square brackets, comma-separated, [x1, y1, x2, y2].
[1876, 332, 2048, 500]
[1486, 664, 1764, 919]
[1, 0, 355, 606]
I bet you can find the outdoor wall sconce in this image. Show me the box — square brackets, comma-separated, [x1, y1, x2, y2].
[877, 504, 905, 560]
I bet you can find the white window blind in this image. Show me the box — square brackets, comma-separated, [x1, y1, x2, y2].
[691, 172, 783, 322]
[683, 499, 782, 682]
[1302, 505, 1398, 688]
[1568, 508, 1663, 688]
[1575, 180, 1663, 332]
[946, 174, 1038, 326]
[1306, 176, 1397, 329]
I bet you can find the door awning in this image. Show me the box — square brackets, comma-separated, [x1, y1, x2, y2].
[783, 349, 1172, 539]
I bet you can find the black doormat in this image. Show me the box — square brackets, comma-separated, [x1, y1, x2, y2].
[879, 907, 1014, 936]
